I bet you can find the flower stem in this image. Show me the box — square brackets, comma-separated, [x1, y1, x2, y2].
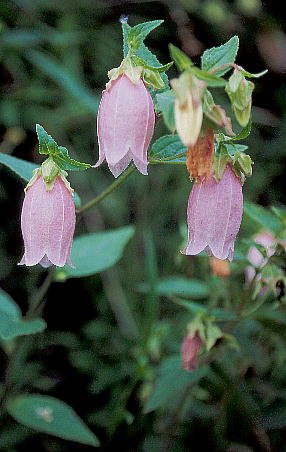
[77, 165, 136, 215]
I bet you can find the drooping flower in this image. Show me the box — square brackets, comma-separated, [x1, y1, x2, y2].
[245, 231, 277, 284]
[183, 164, 243, 261]
[181, 330, 202, 371]
[186, 128, 214, 183]
[171, 72, 206, 147]
[95, 73, 155, 178]
[19, 168, 75, 268]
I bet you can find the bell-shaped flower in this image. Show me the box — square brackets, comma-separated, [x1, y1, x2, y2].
[181, 330, 202, 371]
[19, 170, 75, 268]
[183, 164, 243, 261]
[95, 73, 155, 178]
[171, 72, 206, 147]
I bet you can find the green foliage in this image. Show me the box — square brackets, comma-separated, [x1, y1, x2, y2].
[55, 226, 135, 279]
[191, 67, 227, 87]
[6, 395, 99, 447]
[155, 90, 176, 131]
[244, 202, 282, 234]
[169, 44, 193, 71]
[127, 20, 164, 52]
[0, 289, 46, 340]
[149, 135, 187, 164]
[139, 277, 209, 299]
[201, 36, 239, 76]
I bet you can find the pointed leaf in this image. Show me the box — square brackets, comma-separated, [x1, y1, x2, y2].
[149, 135, 187, 164]
[55, 226, 135, 279]
[169, 44, 193, 71]
[201, 36, 239, 76]
[53, 147, 90, 171]
[36, 124, 59, 156]
[6, 395, 99, 447]
[128, 20, 163, 51]
[191, 67, 226, 87]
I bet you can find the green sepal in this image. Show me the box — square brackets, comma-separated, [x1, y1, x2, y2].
[131, 55, 173, 73]
[223, 119, 252, 142]
[203, 89, 234, 136]
[35, 124, 90, 171]
[41, 158, 61, 191]
[168, 44, 193, 71]
[127, 20, 164, 52]
[142, 69, 165, 90]
[213, 143, 230, 182]
[237, 67, 268, 78]
[213, 141, 253, 183]
[190, 67, 226, 87]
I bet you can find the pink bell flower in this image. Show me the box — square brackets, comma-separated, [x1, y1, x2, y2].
[181, 330, 202, 371]
[95, 74, 155, 178]
[183, 164, 243, 261]
[19, 175, 75, 268]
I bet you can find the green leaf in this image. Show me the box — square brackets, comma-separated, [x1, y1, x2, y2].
[55, 226, 135, 279]
[27, 51, 99, 114]
[169, 44, 193, 71]
[0, 152, 38, 182]
[36, 124, 59, 156]
[53, 147, 90, 171]
[155, 90, 175, 131]
[244, 202, 282, 235]
[139, 277, 209, 299]
[201, 36, 239, 76]
[0, 288, 21, 319]
[144, 356, 208, 412]
[127, 20, 163, 52]
[0, 310, 46, 340]
[122, 22, 131, 58]
[191, 67, 226, 87]
[6, 395, 99, 447]
[149, 135, 187, 164]
[0, 152, 82, 208]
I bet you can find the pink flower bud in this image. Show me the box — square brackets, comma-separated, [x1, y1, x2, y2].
[245, 231, 276, 283]
[95, 74, 155, 178]
[19, 175, 75, 267]
[183, 165, 243, 261]
[181, 331, 202, 371]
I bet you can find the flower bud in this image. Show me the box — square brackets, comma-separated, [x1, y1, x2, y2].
[171, 72, 206, 147]
[19, 171, 75, 267]
[183, 164, 243, 261]
[95, 73, 155, 178]
[245, 231, 276, 283]
[181, 330, 202, 371]
[186, 128, 214, 183]
[225, 69, 254, 127]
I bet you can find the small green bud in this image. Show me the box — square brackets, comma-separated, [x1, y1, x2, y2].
[225, 69, 254, 127]
[41, 158, 61, 191]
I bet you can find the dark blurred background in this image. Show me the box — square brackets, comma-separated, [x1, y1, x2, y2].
[1, 0, 286, 451]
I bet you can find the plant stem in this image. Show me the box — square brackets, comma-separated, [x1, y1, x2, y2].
[77, 165, 136, 215]
[26, 268, 55, 319]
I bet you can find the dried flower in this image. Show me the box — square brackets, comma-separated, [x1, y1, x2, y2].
[181, 330, 202, 371]
[183, 164, 243, 261]
[186, 128, 214, 183]
[95, 74, 155, 178]
[19, 171, 75, 267]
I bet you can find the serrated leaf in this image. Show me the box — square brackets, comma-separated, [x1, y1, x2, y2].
[0, 310, 46, 340]
[244, 202, 282, 235]
[201, 36, 239, 76]
[191, 67, 226, 87]
[149, 135, 187, 164]
[155, 90, 175, 131]
[169, 44, 193, 71]
[6, 395, 99, 447]
[122, 22, 131, 57]
[144, 356, 208, 413]
[36, 124, 59, 155]
[53, 147, 90, 171]
[55, 226, 135, 279]
[127, 20, 163, 52]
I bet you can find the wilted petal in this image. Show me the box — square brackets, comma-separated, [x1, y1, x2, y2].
[181, 331, 202, 371]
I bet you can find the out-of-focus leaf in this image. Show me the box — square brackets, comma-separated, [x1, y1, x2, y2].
[201, 36, 239, 76]
[6, 395, 99, 447]
[144, 356, 208, 412]
[55, 226, 135, 279]
[244, 202, 282, 235]
[0, 310, 46, 340]
[27, 51, 99, 114]
[149, 135, 187, 164]
[0, 288, 21, 319]
[139, 277, 209, 299]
